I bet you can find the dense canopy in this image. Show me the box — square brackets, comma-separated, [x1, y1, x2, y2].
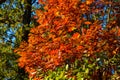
[15, 0, 120, 79]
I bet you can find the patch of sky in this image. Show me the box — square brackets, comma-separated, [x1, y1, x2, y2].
[103, 5, 107, 11]
[1, 0, 41, 47]
[111, 68, 115, 74]
[82, 14, 87, 19]
[110, 10, 114, 14]
[32, 0, 41, 9]
[4, 78, 11, 80]
[98, 60, 102, 66]
[81, 0, 85, 2]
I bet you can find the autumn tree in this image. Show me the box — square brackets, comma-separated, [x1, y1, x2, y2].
[16, 0, 120, 79]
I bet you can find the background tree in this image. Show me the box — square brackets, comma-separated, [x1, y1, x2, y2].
[0, 0, 40, 79]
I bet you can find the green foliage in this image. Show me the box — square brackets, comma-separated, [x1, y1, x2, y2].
[0, 0, 26, 79]
[0, 44, 28, 80]
[30, 53, 120, 80]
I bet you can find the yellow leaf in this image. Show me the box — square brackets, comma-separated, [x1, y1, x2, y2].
[55, 11, 60, 16]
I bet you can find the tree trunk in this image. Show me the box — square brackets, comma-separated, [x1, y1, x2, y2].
[22, 0, 32, 41]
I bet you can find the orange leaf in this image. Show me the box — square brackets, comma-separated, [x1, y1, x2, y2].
[86, 0, 93, 5]
[84, 21, 92, 25]
[77, 46, 83, 50]
[50, 50, 58, 55]
[54, 60, 59, 66]
[72, 32, 80, 39]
